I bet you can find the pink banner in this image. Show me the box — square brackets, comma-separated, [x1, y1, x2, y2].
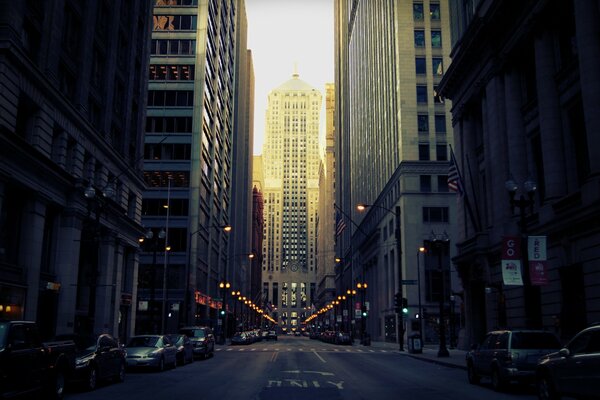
[502, 236, 521, 260]
[528, 236, 548, 285]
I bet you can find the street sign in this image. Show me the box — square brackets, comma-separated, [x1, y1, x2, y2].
[402, 279, 418, 285]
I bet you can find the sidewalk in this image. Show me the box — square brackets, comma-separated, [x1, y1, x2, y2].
[368, 340, 467, 370]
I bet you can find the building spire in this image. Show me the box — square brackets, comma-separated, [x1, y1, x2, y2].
[292, 62, 299, 78]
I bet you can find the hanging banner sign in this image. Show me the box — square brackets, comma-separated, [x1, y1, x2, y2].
[528, 236, 548, 285]
[502, 236, 523, 286]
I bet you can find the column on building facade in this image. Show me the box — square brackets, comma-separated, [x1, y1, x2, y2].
[504, 67, 529, 189]
[574, 0, 600, 174]
[55, 210, 83, 335]
[534, 30, 567, 199]
[94, 232, 117, 335]
[453, 117, 467, 239]
[128, 250, 140, 339]
[483, 76, 507, 228]
[21, 199, 46, 321]
[110, 240, 125, 338]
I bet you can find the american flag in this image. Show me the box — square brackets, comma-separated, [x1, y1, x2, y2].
[448, 147, 464, 196]
[335, 211, 347, 236]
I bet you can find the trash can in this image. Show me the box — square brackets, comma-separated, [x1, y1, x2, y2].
[408, 333, 422, 354]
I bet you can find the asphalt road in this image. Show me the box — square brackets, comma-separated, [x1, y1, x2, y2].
[65, 335, 538, 400]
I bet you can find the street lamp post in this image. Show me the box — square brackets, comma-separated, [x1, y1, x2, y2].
[232, 290, 240, 332]
[357, 203, 403, 351]
[143, 228, 166, 333]
[505, 178, 541, 328]
[430, 231, 450, 358]
[449, 294, 456, 349]
[416, 247, 426, 342]
[346, 288, 356, 340]
[218, 281, 230, 344]
[357, 282, 368, 344]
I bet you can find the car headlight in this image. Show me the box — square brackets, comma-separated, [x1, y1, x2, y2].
[76, 356, 92, 368]
[147, 350, 162, 358]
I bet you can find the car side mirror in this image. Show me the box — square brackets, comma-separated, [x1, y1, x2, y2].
[558, 348, 570, 357]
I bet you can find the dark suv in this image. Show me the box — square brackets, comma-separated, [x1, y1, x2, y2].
[536, 324, 600, 400]
[466, 330, 561, 391]
[179, 326, 215, 359]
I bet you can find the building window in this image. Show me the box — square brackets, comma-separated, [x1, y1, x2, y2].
[417, 85, 428, 103]
[414, 30, 425, 47]
[430, 3, 441, 20]
[149, 64, 195, 81]
[413, 3, 424, 20]
[415, 57, 426, 74]
[436, 144, 447, 160]
[152, 15, 197, 31]
[431, 30, 442, 48]
[433, 86, 444, 104]
[420, 175, 432, 192]
[272, 283, 278, 307]
[422, 207, 449, 223]
[419, 144, 430, 161]
[438, 176, 449, 192]
[435, 114, 446, 133]
[418, 114, 429, 133]
[432, 57, 443, 75]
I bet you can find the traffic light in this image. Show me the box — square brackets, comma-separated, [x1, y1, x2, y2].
[402, 297, 408, 314]
[220, 309, 225, 316]
[394, 292, 402, 314]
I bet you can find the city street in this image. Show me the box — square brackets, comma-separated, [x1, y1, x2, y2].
[65, 335, 538, 400]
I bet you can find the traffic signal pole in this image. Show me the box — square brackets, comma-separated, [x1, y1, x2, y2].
[395, 206, 404, 351]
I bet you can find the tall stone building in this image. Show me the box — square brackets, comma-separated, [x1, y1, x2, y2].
[334, 0, 462, 346]
[439, 0, 600, 347]
[0, 0, 152, 341]
[315, 83, 337, 314]
[259, 72, 322, 332]
[140, 0, 238, 333]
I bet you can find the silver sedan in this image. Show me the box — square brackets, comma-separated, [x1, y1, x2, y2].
[125, 335, 177, 371]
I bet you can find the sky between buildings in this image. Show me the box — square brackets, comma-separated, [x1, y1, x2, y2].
[246, 0, 334, 155]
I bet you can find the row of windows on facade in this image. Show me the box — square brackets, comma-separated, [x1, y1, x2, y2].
[416, 57, 444, 76]
[263, 282, 316, 308]
[414, 30, 443, 48]
[419, 143, 448, 161]
[413, 2, 441, 21]
[417, 85, 445, 104]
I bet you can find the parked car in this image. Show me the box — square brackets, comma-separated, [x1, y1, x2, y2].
[335, 331, 352, 345]
[466, 329, 561, 391]
[167, 334, 194, 366]
[125, 335, 177, 371]
[266, 330, 278, 341]
[536, 324, 600, 400]
[67, 333, 125, 391]
[0, 320, 76, 399]
[179, 326, 215, 359]
[231, 332, 251, 345]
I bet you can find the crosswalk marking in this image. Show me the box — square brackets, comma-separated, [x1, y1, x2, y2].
[217, 346, 397, 354]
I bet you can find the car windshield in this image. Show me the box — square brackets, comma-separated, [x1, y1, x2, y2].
[167, 335, 183, 345]
[181, 329, 205, 338]
[128, 336, 159, 347]
[511, 332, 561, 349]
[0, 322, 7, 351]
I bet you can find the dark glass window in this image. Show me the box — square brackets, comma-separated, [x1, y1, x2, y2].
[420, 175, 431, 192]
[430, 3, 441, 20]
[415, 57, 426, 74]
[436, 144, 447, 160]
[417, 85, 428, 103]
[433, 86, 444, 103]
[418, 114, 429, 133]
[422, 207, 449, 223]
[414, 30, 425, 47]
[438, 176, 449, 192]
[431, 31, 442, 48]
[413, 3, 424, 20]
[435, 114, 446, 133]
[419, 144, 430, 160]
[153, 15, 197, 31]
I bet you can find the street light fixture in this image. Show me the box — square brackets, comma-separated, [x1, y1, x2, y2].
[357, 203, 404, 351]
[218, 281, 231, 344]
[430, 231, 450, 358]
[505, 177, 541, 328]
[356, 282, 368, 344]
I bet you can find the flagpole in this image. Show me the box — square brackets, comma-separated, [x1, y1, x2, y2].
[449, 145, 481, 233]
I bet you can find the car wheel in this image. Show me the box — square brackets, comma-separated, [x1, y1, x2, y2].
[47, 369, 66, 400]
[116, 362, 125, 383]
[86, 367, 98, 391]
[491, 368, 506, 392]
[467, 363, 480, 385]
[537, 374, 560, 400]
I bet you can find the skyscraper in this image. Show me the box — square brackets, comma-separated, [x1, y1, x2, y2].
[0, 0, 152, 340]
[258, 71, 322, 332]
[140, 0, 237, 333]
[334, 0, 461, 345]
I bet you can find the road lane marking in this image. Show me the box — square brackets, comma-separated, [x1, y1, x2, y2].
[345, 349, 351, 352]
[313, 351, 326, 363]
[282, 370, 334, 376]
[369, 350, 375, 352]
[226, 348, 233, 351]
[270, 351, 278, 362]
